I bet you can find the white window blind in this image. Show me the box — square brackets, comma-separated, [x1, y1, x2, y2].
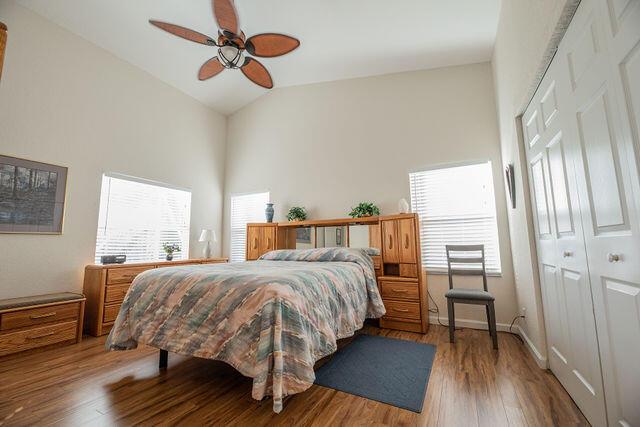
[95, 174, 191, 264]
[409, 162, 502, 274]
[230, 192, 270, 262]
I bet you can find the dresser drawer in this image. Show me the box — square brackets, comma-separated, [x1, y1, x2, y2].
[103, 303, 122, 324]
[0, 320, 78, 356]
[105, 283, 131, 304]
[383, 300, 421, 321]
[106, 266, 153, 285]
[0, 302, 80, 331]
[380, 280, 419, 302]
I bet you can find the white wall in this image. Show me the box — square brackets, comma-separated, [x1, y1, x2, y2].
[492, 0, 576, 365]
[223, 62, 519, 326]
[0, 2, 227, 299]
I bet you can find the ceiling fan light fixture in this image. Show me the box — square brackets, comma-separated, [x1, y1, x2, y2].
[218, 45, 243, 69]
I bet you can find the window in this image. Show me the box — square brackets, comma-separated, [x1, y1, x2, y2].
[409, 161, 501, 274]
[230, 192, 270, 262]
[95, 174, 191, 263]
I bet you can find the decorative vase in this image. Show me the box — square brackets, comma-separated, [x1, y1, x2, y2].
[166, 253, 173, 261]
[399, 198, 410, 213]
[265, 203, 274, 223]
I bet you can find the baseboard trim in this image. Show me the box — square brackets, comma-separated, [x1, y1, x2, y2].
[428, 315, 510, 332]
[516, 325, 548, 369]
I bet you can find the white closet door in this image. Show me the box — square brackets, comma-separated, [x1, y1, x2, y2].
[523, 55, 607, 427]
[560, 0, 640, 425]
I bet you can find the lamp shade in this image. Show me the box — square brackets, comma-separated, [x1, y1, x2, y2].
[199, 229, 217, 242]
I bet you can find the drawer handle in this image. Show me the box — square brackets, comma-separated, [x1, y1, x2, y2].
[30, 312, 57, 320]
[392, 308, 410, 313]
[393, 289, 409, 293]
[26, 331, 55, 340]
[123, 274, 136, 281]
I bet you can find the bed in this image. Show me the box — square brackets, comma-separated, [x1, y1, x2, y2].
[105, 247, 386, 412]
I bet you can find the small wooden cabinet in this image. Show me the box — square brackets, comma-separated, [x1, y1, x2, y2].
[246, 224, 277, 260]
[0, 293, 85, 357]
[83, 258, 227, 336]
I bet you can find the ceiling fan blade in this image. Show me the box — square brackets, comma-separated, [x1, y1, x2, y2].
[245, 33, 300, 57]
[149, 20, 215, 46]
[213, 0, 240, 35]
[198, 57, 225, 81]
[241, 58, 273, 89]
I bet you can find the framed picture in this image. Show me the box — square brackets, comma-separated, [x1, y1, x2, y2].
[505, 164, 516, 209]
[296, 227, 311, 244]
[0, 155, 68, 233]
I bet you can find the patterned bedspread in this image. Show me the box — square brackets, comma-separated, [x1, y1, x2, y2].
[105, 247, 385, 412]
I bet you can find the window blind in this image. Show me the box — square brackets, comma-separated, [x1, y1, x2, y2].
[95, 174, 191, 264]
[409, 162, 502, 274]
[230, 192, 270, 262]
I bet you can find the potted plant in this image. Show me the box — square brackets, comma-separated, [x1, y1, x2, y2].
[287, 206, 307, 222]
[349, 202, 380, 218]
[162, 243, 181, 261]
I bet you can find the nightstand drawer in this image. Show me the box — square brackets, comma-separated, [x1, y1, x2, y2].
[0, 302, 80, 331]
[0, 320, 78, 356]
[383, 300, 421, 320]
[106, 266, 153, 285]
[105, 283, 131, 304]
[103, 303, 122, 323]
[380, 280, 419, 302]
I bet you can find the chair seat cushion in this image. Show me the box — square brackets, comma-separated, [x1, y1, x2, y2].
[445, 288, 495, 301]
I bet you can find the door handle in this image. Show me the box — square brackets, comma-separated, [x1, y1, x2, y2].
[267, 237, 271, 248]
[389, 235, 393, 250]
[607, 253, 621, 263]
[253, 238, 258, 249]
[405, 235, 409, 249]
[563, 251, 572, 258]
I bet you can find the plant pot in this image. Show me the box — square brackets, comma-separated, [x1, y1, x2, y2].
[165, 253, 173, 261]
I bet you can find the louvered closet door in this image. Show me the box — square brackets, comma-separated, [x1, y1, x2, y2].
[523, 52, 607, 427]
[558, 1, 640, 425]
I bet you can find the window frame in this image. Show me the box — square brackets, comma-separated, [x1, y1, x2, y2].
[94, 172, 192, 264]
[229, 190, 270, 263]
[408, 160, 503, 277]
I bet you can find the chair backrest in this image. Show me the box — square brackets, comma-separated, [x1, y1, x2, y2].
[445, 244, 487, 291]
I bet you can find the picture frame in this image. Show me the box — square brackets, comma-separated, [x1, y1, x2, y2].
[296, 227, 311, 244]
[0, 155, 68, 234]
[505, 163, 516, 209]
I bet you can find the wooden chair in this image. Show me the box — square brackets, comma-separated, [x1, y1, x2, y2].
[445, 244, 498, 349]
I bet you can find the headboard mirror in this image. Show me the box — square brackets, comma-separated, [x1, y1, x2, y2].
[280, 223, 379, 250]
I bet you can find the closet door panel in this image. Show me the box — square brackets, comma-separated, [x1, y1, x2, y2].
[576, 89, 629, 232]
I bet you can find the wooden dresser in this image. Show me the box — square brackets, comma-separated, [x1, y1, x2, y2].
[245, 213, 429, 333]
[83, 258, 228, 336]
[0, 293, 85, 357]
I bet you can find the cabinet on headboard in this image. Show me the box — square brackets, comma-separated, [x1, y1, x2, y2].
[246, 224, 277, 260]
[245, 213, 428, 333]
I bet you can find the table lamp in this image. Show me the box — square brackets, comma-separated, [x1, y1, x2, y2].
[199, 229, 217, 259]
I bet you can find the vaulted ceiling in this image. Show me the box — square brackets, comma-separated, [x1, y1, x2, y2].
[18, 0, 501, 114]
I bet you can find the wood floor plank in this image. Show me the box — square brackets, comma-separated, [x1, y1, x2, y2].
[0, 325, 588, 426]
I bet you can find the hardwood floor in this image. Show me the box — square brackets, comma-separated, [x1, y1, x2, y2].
[0, 325, 588, 426]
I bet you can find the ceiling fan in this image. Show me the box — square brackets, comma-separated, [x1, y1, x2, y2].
[149, 0, 300, 89]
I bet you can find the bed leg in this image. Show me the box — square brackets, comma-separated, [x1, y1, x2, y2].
[159, 349, 168, 370]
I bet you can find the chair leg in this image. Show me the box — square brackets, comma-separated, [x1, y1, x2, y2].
[488, 302, 498, 350]
[447, 299, 455, 343]
[485, 305, 492, 336]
